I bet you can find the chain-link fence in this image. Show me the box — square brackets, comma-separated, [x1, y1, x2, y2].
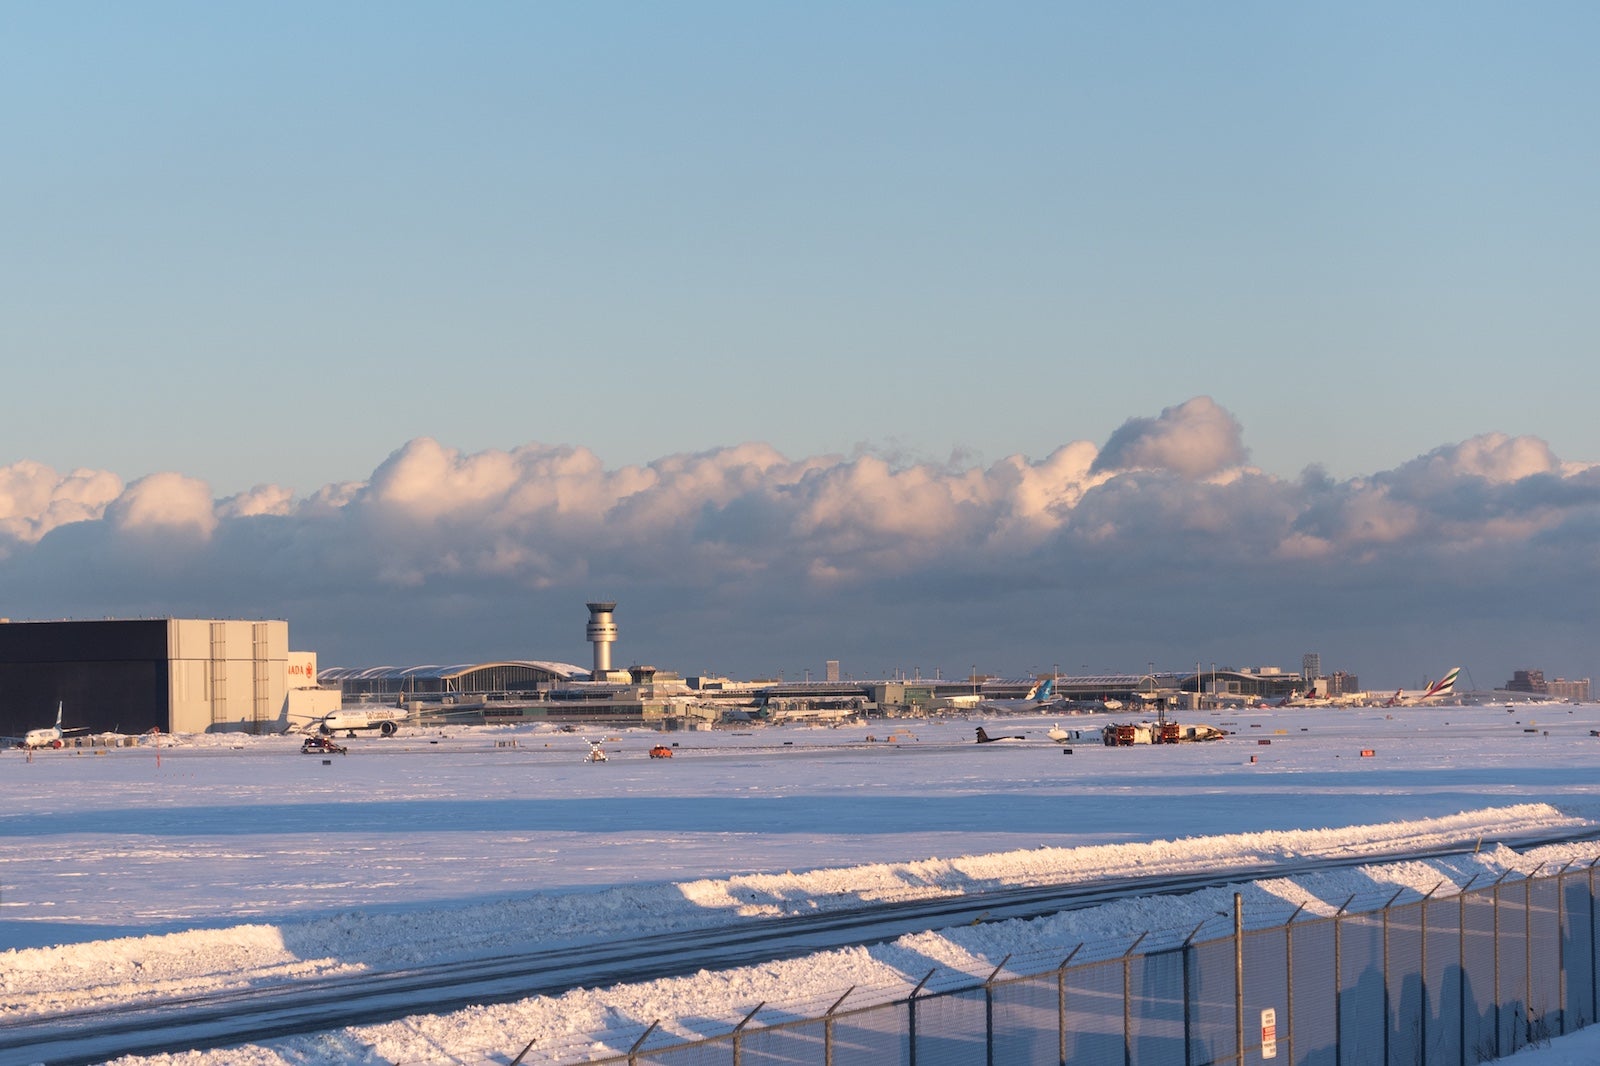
[537, 859, 1600, 1065]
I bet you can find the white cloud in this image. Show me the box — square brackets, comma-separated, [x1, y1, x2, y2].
[1090, 396, 1248, 478]
[0, 461, 122, 548]
[107, 472, 219, 540]
[1413, 432, 1560, 484]
[219, 484, 296, 519]
[3, 398, 1597, 686]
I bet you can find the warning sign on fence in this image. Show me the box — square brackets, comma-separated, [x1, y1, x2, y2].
[1261, 1007, 1277, 1059]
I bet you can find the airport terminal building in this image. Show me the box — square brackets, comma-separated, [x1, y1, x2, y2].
[0, 618, 340, 739]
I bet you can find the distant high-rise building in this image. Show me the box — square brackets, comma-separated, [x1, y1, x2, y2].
[1507, 669, 1548, 694]
[825, 659, 840, 683]
[1328, 671, 1360, 696]
[1547, 678, 1591, 701]
[1302, 653, 1321, 681]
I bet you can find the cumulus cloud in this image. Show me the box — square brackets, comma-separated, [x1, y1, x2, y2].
[1089, 396, 1248, 478]
[0, 461, 122, 549]
[220, 484, 296, 519]
[1404, 432, 1565, 484]
[2, 398, 1596, 687]
[106, 472, 218, 540]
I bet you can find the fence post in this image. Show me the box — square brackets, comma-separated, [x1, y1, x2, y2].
[1059, 944, 1082, 1066]
[1591, 859, 1600, 1028]
[1557, 862, 1573, 1036]
[508, 1035, 538, 1066]
[1376, 889, 1388, 1062]
[627, 1019, 660, 1066]
[984, 954, 1011, 1066]
[908, 968, 936, 1066]
[1183, 917, 1213, 1066]
[1460, 875, 1477, 1066]
[1234, 893, 1244, 1066]
[1493, 869, 1513, 1058]
[823, 986, 853, 1066]
[1527, 869, 1538, 1047]
[731, 1001, 764, 1066]
[1380, 887, 1403, 1065]
[1285, 901, 1306, 1066]
[1124, 931, 1149, 1066]
[1459, 870, 1478, 1062]
[1421, 880, 1444, 1061]
[1335, 892, 1355, 1066]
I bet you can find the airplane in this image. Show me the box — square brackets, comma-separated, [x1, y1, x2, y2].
[977, 677, 1062, 713]
[1276, 691, 1336, 708]
[18, 702, 90, 749]
[1383, 667, 1463, 707]
[975, 726, 1029, 743]
[1046, 723, 1105, 744]
[308, 707, 408, 737]
[976, 722, 1102, 745]
[295, 701, 488, 738]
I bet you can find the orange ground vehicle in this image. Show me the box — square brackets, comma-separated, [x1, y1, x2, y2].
[648, 744, 673, 759]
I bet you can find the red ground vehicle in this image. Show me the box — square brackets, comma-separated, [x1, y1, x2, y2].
[648, 744, 673, 759]
[301, 735, 348, 755]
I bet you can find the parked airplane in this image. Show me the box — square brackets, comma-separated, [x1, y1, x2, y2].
[296, 701, 494, 737]
[299, 707, 410, 737]
[977, 678, 1061, 713]
[18, 702, 90, 749]
[1383, 667, 1463, 707]
[1276, 691, 1336, 708]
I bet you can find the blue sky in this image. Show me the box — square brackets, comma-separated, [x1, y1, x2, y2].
[1, 5, 1597, 686]
[5, 3, 1596, 492]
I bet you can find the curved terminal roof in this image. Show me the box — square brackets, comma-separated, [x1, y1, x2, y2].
[319, 660, 588, 695]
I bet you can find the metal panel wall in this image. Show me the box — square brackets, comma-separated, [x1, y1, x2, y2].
[168, 618, 291, 733]
[0, 619, 170, 736]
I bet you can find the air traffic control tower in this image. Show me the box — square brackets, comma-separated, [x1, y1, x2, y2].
[586, 601, 618, 678]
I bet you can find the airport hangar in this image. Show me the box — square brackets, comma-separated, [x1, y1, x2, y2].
[0, 617, 596, 738]
[0, 618, 342, 739]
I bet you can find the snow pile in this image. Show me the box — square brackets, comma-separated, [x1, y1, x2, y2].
[4, 802, 1580, 1024]
[98, 827, 1600, 1066]
[673, 802, 1578, 915]
[0, 924, 361, 1016]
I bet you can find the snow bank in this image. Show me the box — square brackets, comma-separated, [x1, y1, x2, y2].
[98, 822, 1600, 1066]
[7, 802, 1579, 1024]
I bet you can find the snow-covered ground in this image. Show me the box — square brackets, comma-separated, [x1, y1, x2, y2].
[6, 702, 1600, 1064]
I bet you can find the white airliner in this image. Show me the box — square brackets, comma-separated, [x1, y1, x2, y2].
[1383, 667, 1463, 707]
[308, 707, 409, 737]
[20, 702, 89, 749]
[298, 702, 490, 738]
[977, 678, 1061, 714]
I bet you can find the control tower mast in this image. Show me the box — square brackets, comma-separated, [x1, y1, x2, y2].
[586, 601, 617, 677]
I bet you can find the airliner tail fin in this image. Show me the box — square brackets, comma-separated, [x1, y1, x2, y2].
[1423, 667, 1462, 700]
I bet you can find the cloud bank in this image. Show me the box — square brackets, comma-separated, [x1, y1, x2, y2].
[2, 398, 1595, 689]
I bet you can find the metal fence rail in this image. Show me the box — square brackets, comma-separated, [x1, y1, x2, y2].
[543, 859, 1600, 1066]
